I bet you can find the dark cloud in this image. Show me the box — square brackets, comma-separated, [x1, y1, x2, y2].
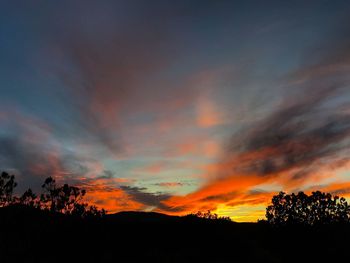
[200, 191, 238, 203]
[120, 186, 171, 209]
[226, 23, 350, 181]
[0, 134, 101, 193]
[96, 170, 115, 180]
[0, 135, 60, 192]
[230, 87, 350, 178]
[0, 110, 104, 193]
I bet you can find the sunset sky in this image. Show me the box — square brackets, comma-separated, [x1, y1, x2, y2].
[1, 0, 350, 221]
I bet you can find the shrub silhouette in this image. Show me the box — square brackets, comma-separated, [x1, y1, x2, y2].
[19, 188, 39, 208]
[0, 171, 17, 206]
[189, 210, 232, 221]
[40, 176, 87, 214]
[266, 191, 350, 225]
[40, 176, 106, 217]
[84, 205, 106, 218]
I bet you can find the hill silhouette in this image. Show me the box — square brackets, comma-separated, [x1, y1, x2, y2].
[1, 206, 350, 263]
[1, 172, 350, 262]
[106, 211, 181, 223]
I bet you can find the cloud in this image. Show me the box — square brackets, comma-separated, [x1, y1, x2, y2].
[162, 86, 350, 214]
[120, 186, 171, 210]
[136, 163, 166, 174]
[68, 174, 174, 212]
[48, 1, 201, 157]
[68, 175, 142, 212]
[192, 70, 227, 128]
[229, 86, 350, 179]
[0, 110, 65, 191]
[154, 182, 184, 188]
[0, 108, 107, 193]
[160, 25, 350, 215]
[95, 170, 115, 180]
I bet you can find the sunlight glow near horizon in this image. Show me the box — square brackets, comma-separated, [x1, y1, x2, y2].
[214, 204, 266, 222]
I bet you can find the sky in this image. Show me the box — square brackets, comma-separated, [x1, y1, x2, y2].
[1, 0, 350, 221]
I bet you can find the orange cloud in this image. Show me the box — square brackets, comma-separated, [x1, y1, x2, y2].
[85, 187, 144, 213]
[76, 177, 144, 212]
[161, 173, 266, 214]
[196, 95, 223, 128]
[174, 140, 221, 158]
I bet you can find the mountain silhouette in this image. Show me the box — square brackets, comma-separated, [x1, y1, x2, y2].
[1, 172, 350, 262]
[1, 205, 350, 263]
[106, 211, 181, 223]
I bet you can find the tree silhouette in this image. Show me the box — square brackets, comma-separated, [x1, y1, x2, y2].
[39, 176, 105, 217]
[0, 171, 17, 207]
[266, 191, 350, 225]
[85, 205, 106, 218]
[40, 176, 58, 212]
[195, 210, 219, 219]
[41, 176, 87, 215]
[19, 188, 38, 208]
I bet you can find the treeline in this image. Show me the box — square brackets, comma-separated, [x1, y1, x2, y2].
[187, 210, 232, 221]
[0, 171, 105, 218]
[265, 191, 350, 225]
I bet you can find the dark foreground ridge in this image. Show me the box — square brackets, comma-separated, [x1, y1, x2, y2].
[1, 206, 350, 263]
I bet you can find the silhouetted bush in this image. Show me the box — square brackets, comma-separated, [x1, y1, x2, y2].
[266, 191, 350, 225]
[0, 172, 17, 207]
[19, 188, 39, 208]
[40, 176, 87, 214]
[0, 171, 105, 218]
[188, 210, 232, 221]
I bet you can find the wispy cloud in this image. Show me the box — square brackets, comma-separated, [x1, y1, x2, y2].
[160, 24, 350, 215]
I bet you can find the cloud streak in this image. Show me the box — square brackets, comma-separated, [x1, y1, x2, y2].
[50, 1, 201, 157]
[160, 25, 350, 215]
